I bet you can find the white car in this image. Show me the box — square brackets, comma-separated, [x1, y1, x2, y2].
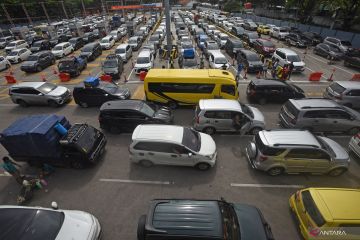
[51, 42, 74, 58]
[271, 27, 289, 40]
[0, 56, 11, 71]
[139, 26, 149, 35]
[110, 30, 121, 42]
[209, 51, 229, 69]
[129, 124, 217, 170]
[115, 43, 132, 62]
[0, 205, 101, 240]
[216, 33, 229, 48]
[6, 48, 31, 63]
[100, 36, 115, 50]
[134, 49, 154, 74]
[5, 40, 28, 54]
[272, 48, 305, 72]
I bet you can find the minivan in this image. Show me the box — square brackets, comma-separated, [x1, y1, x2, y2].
[194, 99, 265, 135]
[30, 40, 51, 53]
[100, 36, 115, 50]
[51, 42, 74, 58]
[209, 51, 229, 69]
[272, 48, 305, 72]
[134, 50, 154, 74]
[224, 38, 244, 58]
[79, 42, 102, 61]
[115, 43, 132, 62]
[68, 37, 84, 50]
[129, 124, 217, 170]
[324, 81, 360, 109]
[5, 40, 28, 54]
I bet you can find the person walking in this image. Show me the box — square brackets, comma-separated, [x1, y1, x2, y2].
[271, 59, 279, 78]
[288, 62, 294, 80]
[236, 62, 244, 81]
[158, 46, 163, 60]
[281, 64, 289, 81]
[262, 61, 268, 79]
[1, 156, 23, 184]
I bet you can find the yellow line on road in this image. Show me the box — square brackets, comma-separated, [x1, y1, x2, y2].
[87, 63, 100, 67]
[131, 85, 144, 100]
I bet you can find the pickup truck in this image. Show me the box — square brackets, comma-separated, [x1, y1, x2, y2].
[0, 114, 106, 169]
[58, 56, 87, 77]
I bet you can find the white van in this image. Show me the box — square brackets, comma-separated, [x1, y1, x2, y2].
[100, 36, 115, 50]
[209, 51, 229, 69]
[272, 48, 305, 72]
[134, 50, 154, 74]
[51, 42, 74, 58]
[129, 124, 217, 170]
[115, 43, 132, 62]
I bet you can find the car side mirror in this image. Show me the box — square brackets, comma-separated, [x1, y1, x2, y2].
[38, 93, 44, 96]
[104, 93, 108, 97]
[188, 152, 193, 157]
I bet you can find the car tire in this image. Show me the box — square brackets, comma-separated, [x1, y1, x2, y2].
[168, 101, 177, 109]
[196, 162, 211, 171]
[140, 160, 153, 168]
[348, 127, 360, 136]
[137, 215, 146, 240]
[267, 167, 284, 176]
[71, 159, 86, 169]
[327, 167, 347, 177]
[258, 98, 267, 105]
[250, 127, 262, 135]
[203, 127, 216, 135]
[17, 99, 28, 107]
[79, 102, 88, 108]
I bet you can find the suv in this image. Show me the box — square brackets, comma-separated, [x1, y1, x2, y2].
[138, 199, 274, 240]
[5, 40, 28, 54]
[99, 100, 173, 132]
[128, 36, 141, 51]
[79, 42, 102, 61]
[194, 99, 265, 135]
[129, 124, 217, 170]
[247, 79, 305, 105]
[102, 54, 124, 79]
[343, 48, 360, 69]
[245, 129, 350, 176]
[69, 37, 84, 50]
[271, 27, 289, 40]
[115, 43, 132, 62]
[30, 40, 51, 53]
[20, 51, 56, 72]
[9, 82, 71, 107]
[285, 33, 310, 48]
[58, 56, 87, 77]
[323, 37, 352, 53]
[279, 98, 360, 134]
[204, 40, 220, 59]
[323, 81, 360, 109]
[224, 38, 244, 58]
[272, 48, 305, 72]
[237, 49, 263, 73]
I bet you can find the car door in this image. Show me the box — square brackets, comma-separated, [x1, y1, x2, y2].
[147, 142, 178, 165]
[345, 90, 360, 108]
[284, 149, 313, 173]
[169, 144, 197, 166]
[324, 110, 353, 132]
[22, 88, 44, 105]
[306, 150, 332, 173]
[302, 110, 329, 132]
[213, 110, 233, 131]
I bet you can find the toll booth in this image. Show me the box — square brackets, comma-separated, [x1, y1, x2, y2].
[69, 22, 84, 37]
[34, 25, 56, 39]
[10, 26, 29, 40]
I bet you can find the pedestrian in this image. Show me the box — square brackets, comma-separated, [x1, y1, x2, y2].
[169, 57, 174, 69]
[258, 31, 261, 39]
[288, 61, 294, 80]
[1, 156, 23, 184]
[262, 61, 268, 79]
[281, 64, 289, 81]
[271, 59, 279, 78]
[236, 62, 244, 81]
[158, 46, 163, 60]
[260, 54, 265, 64]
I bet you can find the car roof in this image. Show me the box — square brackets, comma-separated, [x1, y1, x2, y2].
[309, 188, 360, 221]
[151, 200, 222, 238]
[335, 81, 360, 89]
[251, 79, 287, 86]
[240, 49, 257, 56]
[276, 48, 297, 55]
[210, 51, 226, 58]
[199, 99, 242, 111]
[11, 82, 45, 89]
[289, 98, 340, 109]
[100, 99, 143, 111]
[138, 50, 151, 57]
[260, 130, 321, 148]
[132, 124, 184, 143]
[116, 43, 129, 49]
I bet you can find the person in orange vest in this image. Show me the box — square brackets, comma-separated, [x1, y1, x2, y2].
[281, 64, 290, 81]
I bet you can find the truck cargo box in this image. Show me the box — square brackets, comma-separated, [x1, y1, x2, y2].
[0, 115, 70, 158]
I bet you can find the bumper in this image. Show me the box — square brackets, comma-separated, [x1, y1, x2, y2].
[7, 58, 18, 63]
[278, 113, 293, 128]
[57, 94, 72, 105]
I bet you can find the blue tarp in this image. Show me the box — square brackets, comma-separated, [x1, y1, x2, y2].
[0, 115, 70, 158]
[183, 48, 195, 59]
[84, 76, 99, 87]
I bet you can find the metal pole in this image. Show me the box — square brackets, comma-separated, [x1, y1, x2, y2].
[41, 2, 51, 23]
[122, 0, 125, 17]
[164, 0, 172, 58]
[61, 1, 69, 19]
[22, 3, 33, 26]
[81, 0, 87, 17]
[1, 4, 14, 27]
[101, 0, 107, 15]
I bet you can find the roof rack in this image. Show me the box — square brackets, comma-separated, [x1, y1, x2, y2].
[273, 143, 319, 148]
[301, 106, 341, 109]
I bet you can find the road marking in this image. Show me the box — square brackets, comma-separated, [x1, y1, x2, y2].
[0, 173, 11, 177]
[127, 68, 135, 81]
[230, 183, 305, 188]
[131, 84, 144, 100]
[87, 63, 99, 67]
[99, 178, 172, 185]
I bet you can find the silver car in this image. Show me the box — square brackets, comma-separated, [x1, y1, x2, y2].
[324, 81, 360, 109]
[246, 129, 350, 176]
[349, 132, 360, 159]
[9, 82, 71, 107]
[194, 99, 265, 135]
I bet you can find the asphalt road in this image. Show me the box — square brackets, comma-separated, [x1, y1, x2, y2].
[0, 11, 360, 240]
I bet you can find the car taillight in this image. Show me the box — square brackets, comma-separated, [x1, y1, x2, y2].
[334, 94, 342, 100]
[259, 155, 267, 162]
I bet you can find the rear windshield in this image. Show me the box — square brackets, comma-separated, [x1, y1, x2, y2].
[341, 41, 352, 46]
[27, 55, 39, 61]
[283, 101, 300, 119]
[262, 41, 275, 47]
[255, 134, 285, 156]
[329, 82, 346, 94]
[116, 48, 125, 53]
[233, 42, 243, 48]
[301, 190, 326, 227]
[287, 55, 301, 62]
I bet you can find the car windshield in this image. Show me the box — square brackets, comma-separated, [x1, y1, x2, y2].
[233, 42, 243, 48]
[84, 33, 91, 37]
[137, 57, 149, 64]
[33, 42, 42, 47]
[221, 35, 229, 40]
[37, 83, 57, 94]
[27, 55, 39, 61]
[116, 48, 125, 53]
[183, 58, 197, 67]
[129, 39, 137, 44]
[58, 61, 73, 68]
[207, 44, 219, 50]
[182, 127, 200, 152]
[82, 46, 93, 52]
[329, 46, 340, 52]
[239, 103, 254, 118]
[7, 42, 15, 47]
[101, 84, 118, 94]
[8, 51, 19, 56]
[0, 208, 64, 240]
[103, 60, 117, 68]
[279, 28, 288, 32]
[149, 36, 158, 41]
[248, 33, 258, 39]
[316, 137, 335, 157]
[140, 102, 155, 117]
[247, 54, 260, 61]
[101, 39, 109, 43]
[287, 55, 301, 62]
[182, 42, 193, 49]
[262, 41, 275, 47]
[301, 190, 326, 227]
[0, 39, 5, 42]
[53, 46, 63, 50]
[218, 202, 240, 240]
[215, 57, 228, 64]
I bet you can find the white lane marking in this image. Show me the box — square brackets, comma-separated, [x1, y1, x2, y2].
[99, 178, 172, 185]
[0, 104, 15, 107]
[230, 183, 305, 188]
[127, 68, 135, 81]
[0, 173, 11, 177]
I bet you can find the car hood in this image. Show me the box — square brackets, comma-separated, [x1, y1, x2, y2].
[319, 137, 349, 161]
[6, 55, 17, 59]
[198, 132, 216, 155]
[80, 52, 92, 57]
[52, 50, 63, 54]
[233, 204, 270, 240]
[56, 210, 95, 240]
[47, 86, 69, 97]
[292, 61, 305, 67]
[22, 60, 37, 66]
[247, 105, 265, 124]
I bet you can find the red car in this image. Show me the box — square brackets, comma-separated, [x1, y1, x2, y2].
[253, 38, 275, 57]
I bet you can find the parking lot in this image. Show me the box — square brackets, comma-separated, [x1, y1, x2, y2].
[0, 8, 360, 240]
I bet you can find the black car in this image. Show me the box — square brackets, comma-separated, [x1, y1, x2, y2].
[49, 37, 60, 48]
[69, 37, 84, 50]
[243, 32, 259, 47]
[138, 199, 274, 240]
[237, 49, 263, 73]
[231, 26, 245, 38]
[73, 81, 130, 108]
[285, 33, 310, 48]
[30, 40, 51, 53]
[82, 32, 96, 43]
[58, 56, 87, 77]
[79, 42, 102, 61]
[344, 49, 360, 69]
[20, 51, 56, 72]
[243, 21, 258, 31]
[224, 38, 244, 58]
[58, 34, 71, 43]
[313, 43, 343, 60]
[301, 32, 323, 46]
[246, 79, 305, 105]
[99, 100, 173, 133]
[25, 35, 44, 47]
[102, 54, 124, 80]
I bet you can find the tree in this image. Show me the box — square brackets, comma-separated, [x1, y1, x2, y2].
[223, 0, 242, 12]
[321, 0, 360, 30]
[286, 0, 318, 23]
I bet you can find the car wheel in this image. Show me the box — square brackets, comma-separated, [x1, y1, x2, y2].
[250, 127, 262, 135]
[140, 160, 153, 168]
[258, 98, 267, 105]
[48, 100, 59, 108]
[17, 99, 28, 107]
[348, 127, 360, 136]
[137, 215, 146, 240]
[267, 167, 284, 176]
[36, 65, 42, 72]
[328, 168, 347, 177]
[79, 102, 88, 108]
[203, 127, 216, 135]
[168, 101, 177, 109]
[196, 162, 211, 171]
[71, 159, 86, 169]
